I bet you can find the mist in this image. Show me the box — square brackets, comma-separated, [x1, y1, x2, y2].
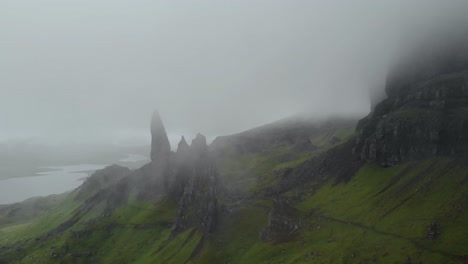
[1, 0, 467, 146]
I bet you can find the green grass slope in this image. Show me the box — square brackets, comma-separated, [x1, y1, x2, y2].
[0, 193, 68, 228]
[0, 129, 467, 263]
[188, 158, 467, 264]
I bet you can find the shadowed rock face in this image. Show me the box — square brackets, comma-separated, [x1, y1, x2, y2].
[172, 134, 218, 235]
[354, 38, 468, 166]
[150, 111, 171, 163]
[149, 117, 218, 235]
[169, 136, 192, 199]
[385, 35, 468, 99]
[191, 133, 208, 154]
[145, 111, 172, 194]
[95, 115, 219, 236]
[176, 136, 190, 157]
[147, 118, 218, 234]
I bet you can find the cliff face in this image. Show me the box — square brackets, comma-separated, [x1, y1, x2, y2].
[150, 111, 171, 164]
[354, 39, 468, 166]
[4, 110, 468, 263]
[89, 113, 219, 235]
[147, 115, 219, 235]
[172, 134, 218, 235]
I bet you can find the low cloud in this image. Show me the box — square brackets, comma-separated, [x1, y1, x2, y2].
[1, 0, 467, 144]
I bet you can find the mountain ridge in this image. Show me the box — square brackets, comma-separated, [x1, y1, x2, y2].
[0, 112, 467, 263]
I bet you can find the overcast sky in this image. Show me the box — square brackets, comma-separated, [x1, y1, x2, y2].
[1, 0, 467, 146]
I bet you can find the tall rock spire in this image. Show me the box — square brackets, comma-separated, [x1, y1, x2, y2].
[177, 136, 190, 154]
[150, 111, 171, 162]
[175, 136, 191, 165]
[191, 133, 208, 154]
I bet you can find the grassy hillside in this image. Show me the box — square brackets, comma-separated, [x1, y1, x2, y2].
[193, 158, 467, 264]
[0, 123, 467, 263]
[0, 193, 68, 228]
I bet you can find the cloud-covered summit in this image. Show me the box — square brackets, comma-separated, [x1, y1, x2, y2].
[1, 0, 467, 145]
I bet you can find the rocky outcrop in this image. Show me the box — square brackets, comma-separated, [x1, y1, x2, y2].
[168, 136, 192, 199]
[426, 222, 441, 240]
[385, 34, 468, 99]
[144, 111, 172, 196]
[176, 136, 190, 159]
[136, 116, 220, 234]
[172, 133, 218, 235]
[149, 119, 219, 235]
[354, 38, 468, 166]
[84, 114, 220, 236]
[268, 140, 364, 195]
[191, 133, 208, 153]
[150, 111, 171, 164]
[261, 200, 302, 242]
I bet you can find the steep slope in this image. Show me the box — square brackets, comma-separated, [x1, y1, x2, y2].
[212, 117, 356, 198]
[0, 119, 466, 263]
[354, 36, 468, 166]
[1, 40, 468, 262]
[0, 194, 67, 227]
[0, 117, 358, 263]
[212, 116, 356, 155]
[190, 158, 468, 264]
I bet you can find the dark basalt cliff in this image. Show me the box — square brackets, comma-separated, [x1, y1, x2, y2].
[354, 38, 468, 166]
[77, 112, 219, 236]
[172, 134, 218, 235]
[142, 113, 219, 235]
[150, 111, 171, 163]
